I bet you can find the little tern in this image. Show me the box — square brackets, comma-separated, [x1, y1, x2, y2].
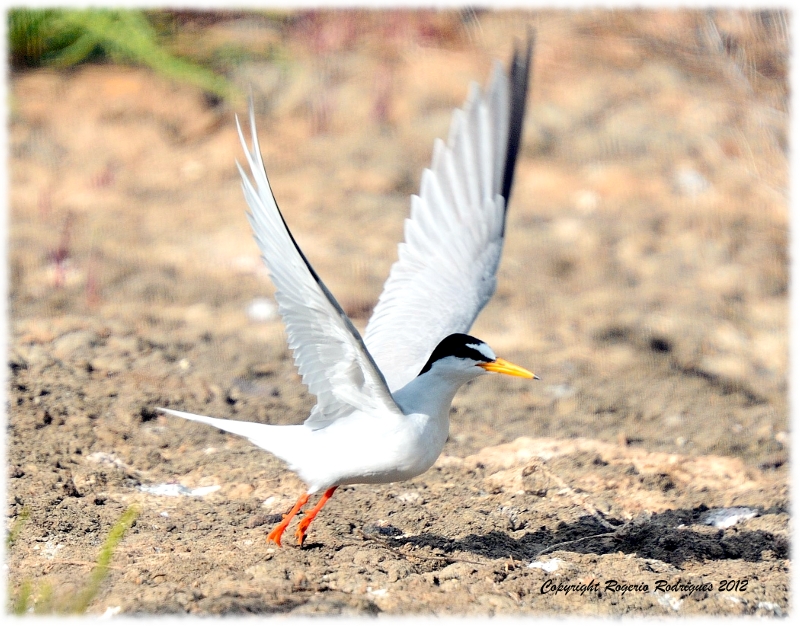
[160, 33, 536, 546]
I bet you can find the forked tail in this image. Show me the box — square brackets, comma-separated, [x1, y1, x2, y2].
[157, 408, 307, 469]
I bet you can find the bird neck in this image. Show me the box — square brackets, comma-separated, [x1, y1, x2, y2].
[392, 368, 474, 417]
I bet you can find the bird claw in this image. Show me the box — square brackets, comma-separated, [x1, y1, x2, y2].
[266, 493, 310, 547]
[266, 526, 285, 547]
[295, 519, 310, 546]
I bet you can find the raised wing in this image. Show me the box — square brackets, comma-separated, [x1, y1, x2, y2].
[237, 106, 401, 430]
[364, 34, 534, 392]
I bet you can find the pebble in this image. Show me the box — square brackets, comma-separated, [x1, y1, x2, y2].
[528, 558, 561, 572]
[52, 330, 97, 361]
[757, 601, 784, 617]
[396, 491, 421, 504]
[247, 297, 278, 322]
[90, 354, 125, 374]
[673, 166, 710, 197]
[438, 561, 477, 581]
[702, 507, 758, 529]
[138, 483, 220, 497]
[656, 592, 683, 611]
[246, 513, 281, 528]
[362, 521, 403, 538]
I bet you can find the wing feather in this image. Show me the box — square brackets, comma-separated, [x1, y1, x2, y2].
[236, 107, 401, 430]
[364, 34, 534, 391]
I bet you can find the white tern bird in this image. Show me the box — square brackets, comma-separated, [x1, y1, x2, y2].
[159, 33, 536, 546]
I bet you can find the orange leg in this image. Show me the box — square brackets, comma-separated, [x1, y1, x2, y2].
[267, 493, 309, 547]
[295, 486, 338, 546]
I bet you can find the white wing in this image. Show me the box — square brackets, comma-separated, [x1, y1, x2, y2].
[364, 35, 534, 391]
[237, 107, 402, 430]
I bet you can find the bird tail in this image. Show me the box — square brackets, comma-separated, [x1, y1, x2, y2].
[157, 408, 307, 469]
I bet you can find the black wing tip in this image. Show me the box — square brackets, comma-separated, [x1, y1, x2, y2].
[500, 28, 535, 222]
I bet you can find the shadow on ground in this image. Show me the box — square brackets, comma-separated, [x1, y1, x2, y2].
[392, 507, 789, 566]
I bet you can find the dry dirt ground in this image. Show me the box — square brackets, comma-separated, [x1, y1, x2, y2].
[5, 9, 790, 617]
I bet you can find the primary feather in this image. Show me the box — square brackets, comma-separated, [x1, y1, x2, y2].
[363, 36, 533, 391]
[235, 107, 401, 431]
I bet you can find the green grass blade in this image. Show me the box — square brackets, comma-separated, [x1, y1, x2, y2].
[10, 579, 33, 615]
[33, 581, 54, 614]
[47, 31, 100, 67]
[67, 505, 140, 614]
[6, 506, 30, 549]
[10, 8, 238, 100]
[64, 9, 235, 99]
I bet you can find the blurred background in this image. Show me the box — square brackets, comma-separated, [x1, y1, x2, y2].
[5, 7, 790, 615]
[8, 7, 789, 465]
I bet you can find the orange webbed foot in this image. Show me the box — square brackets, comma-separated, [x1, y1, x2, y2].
[267, 522, 288, 547]
[267, 493, 309, 547]
[293, 486, 337, 546]
[294, 516, 314, 546]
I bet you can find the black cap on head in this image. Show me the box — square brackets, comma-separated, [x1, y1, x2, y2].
[417, 333, 495, 376]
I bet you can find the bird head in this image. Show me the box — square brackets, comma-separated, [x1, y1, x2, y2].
[418, 333, 537, 382]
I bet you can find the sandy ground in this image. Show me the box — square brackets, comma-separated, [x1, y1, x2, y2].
[6, 9, 790, 616]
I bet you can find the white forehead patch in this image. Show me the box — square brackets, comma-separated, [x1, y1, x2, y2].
[467, 342, 496, 362]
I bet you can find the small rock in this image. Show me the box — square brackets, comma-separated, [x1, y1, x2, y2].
[292, 571, 308, 589]
[52, 330, 97, 361]
[249, 363, 276, 377]
[528, 558, 561, 572]
[438, 561, 477, 581]
[247, 297, 278, 322]
[756, 601, 784, 617]
[476, 593, 517, 611]
[90, 354, 127, 374]
[366, 587, 388, 597]
[245, 513, 274, 528]
[673, 166, 710, 197]
[189, 485, 220, 497]
[545, 383, 575, 399]
[261, 495, 294, 515]
[702, 507, 758, 529]
[62, 475, 82, 498]
[106, 335, 138, 354]
[139, 483, 192, 497]
[397, 491, 421, 504]
[656, 592, 683, 611]
[362, 521, 403, 538]
[226, 483, 255, 499]
[245, 561, 274, 579]
[138, 483, 219, 497]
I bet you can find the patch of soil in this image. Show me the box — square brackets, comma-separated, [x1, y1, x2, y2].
[6, 9, 789, 616]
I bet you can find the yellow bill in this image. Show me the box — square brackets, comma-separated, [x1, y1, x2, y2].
[479, 357, 538, 379]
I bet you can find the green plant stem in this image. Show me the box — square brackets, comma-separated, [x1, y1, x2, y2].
[67, 505, 140, 614]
